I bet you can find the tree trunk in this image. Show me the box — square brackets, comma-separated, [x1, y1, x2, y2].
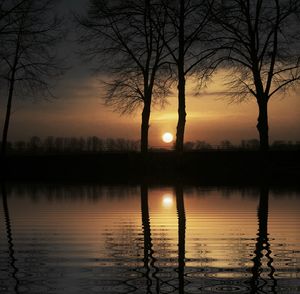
[175, 0, 186, 153]
[141, 99, 151, 154]
[256, 99, 269, 152]
[176, 74, 186, 153]
[1, 29, 20, 158]
[1, 78, 15, 157]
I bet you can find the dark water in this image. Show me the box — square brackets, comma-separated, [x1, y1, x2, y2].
[0, 184, 300, 293]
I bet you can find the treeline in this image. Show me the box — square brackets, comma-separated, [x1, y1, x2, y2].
[1, 136, 139, 153]
[1, 137, 299, 154]
[183, 140, 300, 151]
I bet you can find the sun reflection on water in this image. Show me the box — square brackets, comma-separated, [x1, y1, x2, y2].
[162, 194, 174, 208]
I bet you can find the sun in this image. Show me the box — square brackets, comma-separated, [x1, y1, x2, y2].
[162, 132, 174, 143]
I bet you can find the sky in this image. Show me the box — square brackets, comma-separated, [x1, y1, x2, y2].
[0, 0, 299, 147]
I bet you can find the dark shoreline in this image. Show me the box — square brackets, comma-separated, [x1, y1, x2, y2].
[1, 150, 300, 185]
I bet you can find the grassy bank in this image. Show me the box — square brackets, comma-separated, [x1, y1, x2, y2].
[1, 150, 300, 184]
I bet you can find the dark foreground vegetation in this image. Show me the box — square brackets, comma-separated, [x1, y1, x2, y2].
[1, 149, 299, 185]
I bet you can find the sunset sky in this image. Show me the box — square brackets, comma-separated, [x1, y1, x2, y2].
[1, 0, 299, 147]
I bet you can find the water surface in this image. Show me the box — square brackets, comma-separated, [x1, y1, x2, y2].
[1, 184, 300, 293]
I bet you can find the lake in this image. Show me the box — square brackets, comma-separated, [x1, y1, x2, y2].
[1, 183, 300, 293]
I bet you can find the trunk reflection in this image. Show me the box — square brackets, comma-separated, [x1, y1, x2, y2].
[250, 186, 277, 293]
[176, 184, 186, 293]
[2, 183, 20, 294]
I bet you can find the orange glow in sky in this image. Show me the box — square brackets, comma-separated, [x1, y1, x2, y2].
[2, 71, 299, 146]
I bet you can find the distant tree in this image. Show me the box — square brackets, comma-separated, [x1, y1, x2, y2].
[161, 0, 215, 152]
[211, 0, 300, 152]
[220, 140, 234, 150]
[14, 140, 26, 152]
[271, 140, 294, 150]
[44, 136, 55, 152]
[0, 0, 64, 157]
[54, 137, 64, 152]
[195, 140, 212, 150]
[67, 137, 85, 152]
[78, 137, 86, 151]
[241, 139, 260, 150]
[183, 141, 195, 150]
[28, 136, 41, 152]
[106, 138, 116, 151]
[78, 0, 170, 154]
[91, 136, 103, 152]
[86, 137, 93, 152]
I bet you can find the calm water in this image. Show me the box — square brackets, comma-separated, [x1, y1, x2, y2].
[0, 184, 300, 294]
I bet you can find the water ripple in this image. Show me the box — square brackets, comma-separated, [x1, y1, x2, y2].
[1, 184, 299, 293]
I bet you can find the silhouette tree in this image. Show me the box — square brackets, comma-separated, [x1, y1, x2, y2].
[0, 0, 64, 156]
[211, 0, 300, 151]
[161, 0, 215, 152]
[78, 0, 170, 154]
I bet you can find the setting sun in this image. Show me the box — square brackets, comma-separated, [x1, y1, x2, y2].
[162, 132, 174, 143]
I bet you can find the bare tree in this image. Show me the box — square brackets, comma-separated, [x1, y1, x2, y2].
[78, 0, 170, 154]
[0, 0, 64, 156]
[211, 0, 300, 151]
[161, 0, 215, 152]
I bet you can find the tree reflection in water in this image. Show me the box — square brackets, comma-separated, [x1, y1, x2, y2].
[250, 186, 277, 294]
[1, 183, 20, 294]
[141, 182, 160, 293]
[175, 184, 186, 293]
[2, 183, 298, 293]
[141, 183, 187, 293]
